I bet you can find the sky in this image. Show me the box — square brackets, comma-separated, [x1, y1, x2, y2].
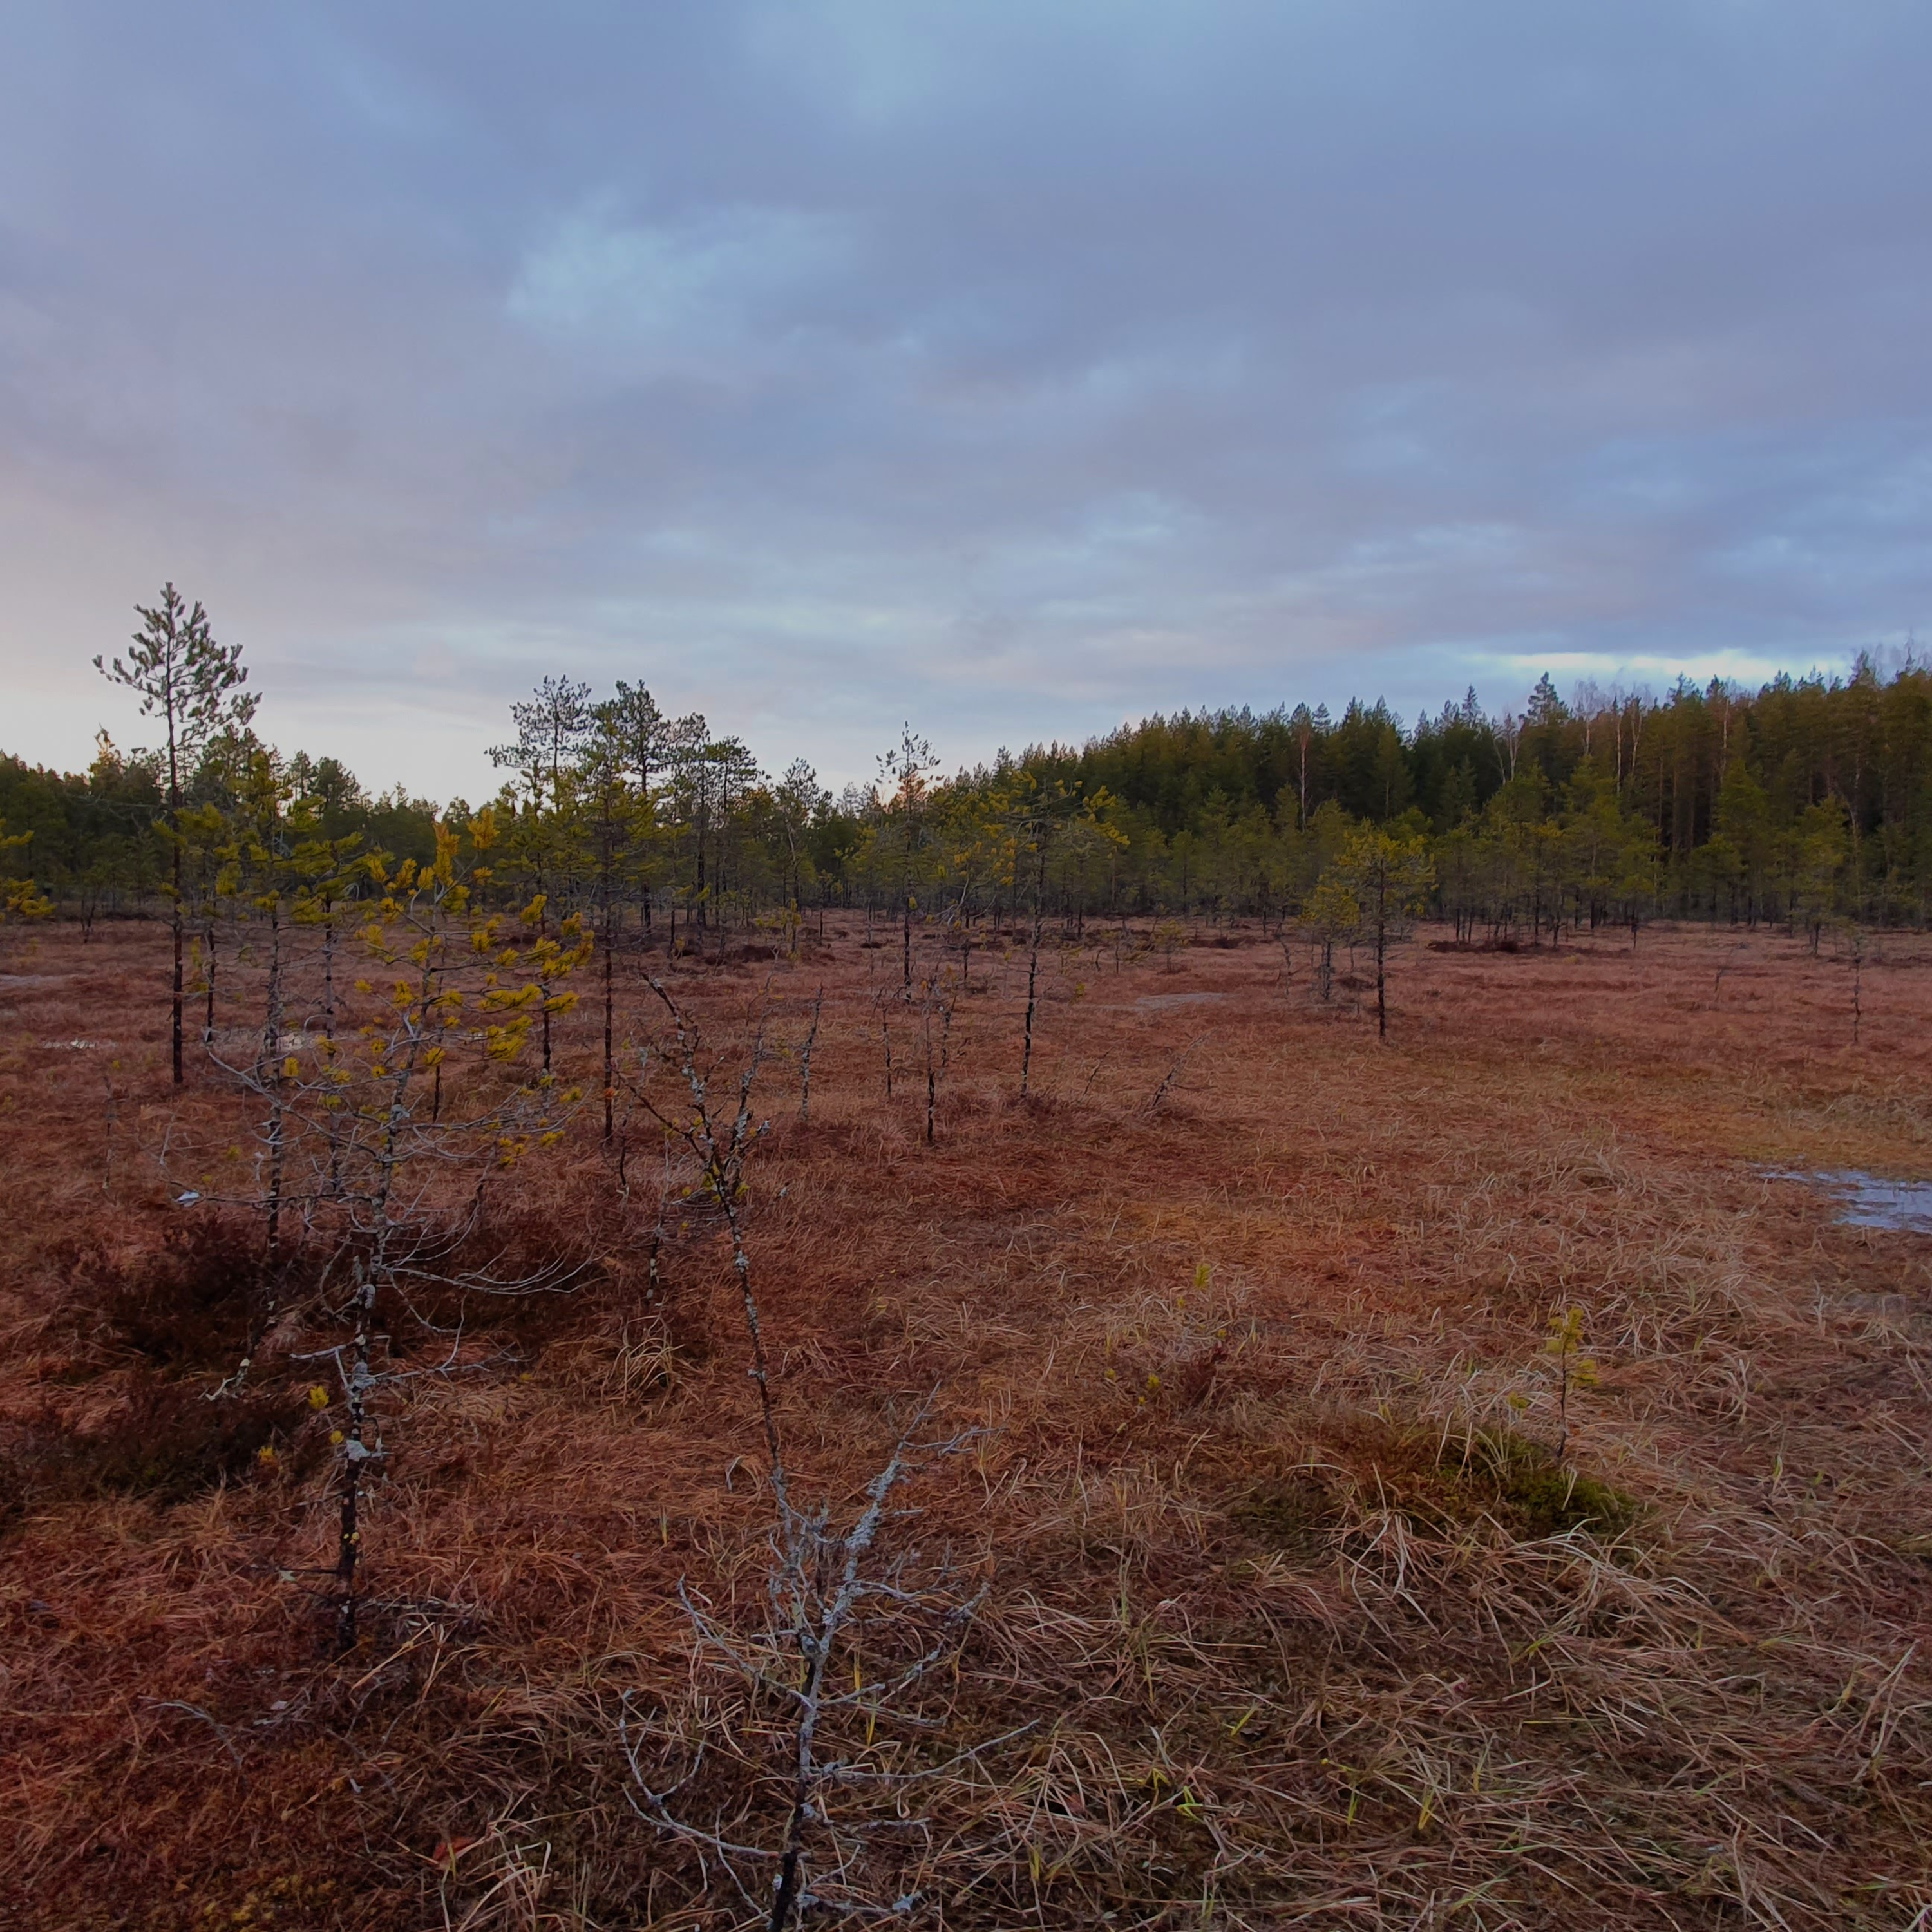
[5, 2, 1930, 799]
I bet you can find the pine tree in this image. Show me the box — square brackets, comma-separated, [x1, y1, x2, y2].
[1319, 825, 1435, 1037]
[95, 585, 255, 1083]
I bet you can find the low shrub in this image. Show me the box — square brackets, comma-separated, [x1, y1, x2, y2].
[2, 1370, 313, 1517]
[1455, 1430, 1638, 1539]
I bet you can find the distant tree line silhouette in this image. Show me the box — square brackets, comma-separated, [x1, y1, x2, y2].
[6, 589, 1930, 947]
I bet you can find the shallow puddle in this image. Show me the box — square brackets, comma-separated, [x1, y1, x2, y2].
[1770, 1169, 1932, 1233]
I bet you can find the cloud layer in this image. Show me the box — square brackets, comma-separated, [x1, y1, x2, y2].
[5, 2, 1929, 794]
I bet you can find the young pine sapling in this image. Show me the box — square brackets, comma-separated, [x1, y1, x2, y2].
[1544, 1305, 1600, 1463]
[95, 584, 255, 1084]
[200, 812, 587, 1649]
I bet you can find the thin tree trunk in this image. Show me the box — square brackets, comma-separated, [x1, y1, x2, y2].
[603, 892, 616, 1141]
[924, 989, 941, 1145]
[204, 898, 218, 1049]
[799, 987, 822, 1124]
[335, 1260, 377, 1654]
[1374, 914, 1387, 1039]
[170, 838, 184, 1084]
[263, 905, 285, 1264]
[322, 898, 346, 1197]
[1021, 851, 1045, 1097]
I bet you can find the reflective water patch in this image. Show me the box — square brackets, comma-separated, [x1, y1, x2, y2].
[1768, 1169, 1932, 1233]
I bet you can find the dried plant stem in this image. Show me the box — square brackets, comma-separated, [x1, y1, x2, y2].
[99, 1067, 118, 1193]
[640, 978, 785, 1501]
[1147, 1032, 1208, 1116]
[799, 985, 822, 1124]
[1021, 849, 1045, 1098]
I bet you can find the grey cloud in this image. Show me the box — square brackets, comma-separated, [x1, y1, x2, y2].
[3, 1, 1929, 795]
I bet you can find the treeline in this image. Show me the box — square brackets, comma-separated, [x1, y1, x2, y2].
[6, 589, 1929, 949]
[1030, 665, 1932, 934]
[0, 741, 450, 931]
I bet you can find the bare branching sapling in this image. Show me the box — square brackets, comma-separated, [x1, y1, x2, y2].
[627, 983, 1016, 1928]
[623, 1405, 1002, 1929]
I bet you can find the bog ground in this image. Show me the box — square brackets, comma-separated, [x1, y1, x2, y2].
[4, 918, 1932, 1929]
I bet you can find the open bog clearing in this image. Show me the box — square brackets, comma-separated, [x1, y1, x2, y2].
[5, 919, 1932, 1931]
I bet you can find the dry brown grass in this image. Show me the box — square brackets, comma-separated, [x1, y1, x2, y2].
[4, 915, 1932, 1927]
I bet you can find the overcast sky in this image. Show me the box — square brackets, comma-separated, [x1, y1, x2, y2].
[5, 2, 1929, 797]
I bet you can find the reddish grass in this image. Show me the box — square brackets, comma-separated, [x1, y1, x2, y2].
[3, 915, 1932, 1927]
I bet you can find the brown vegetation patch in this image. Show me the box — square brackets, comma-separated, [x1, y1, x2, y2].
[3, 920, 1932, 1927]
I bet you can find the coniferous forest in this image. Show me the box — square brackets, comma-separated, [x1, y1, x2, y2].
[6, 589, 1932, 951]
